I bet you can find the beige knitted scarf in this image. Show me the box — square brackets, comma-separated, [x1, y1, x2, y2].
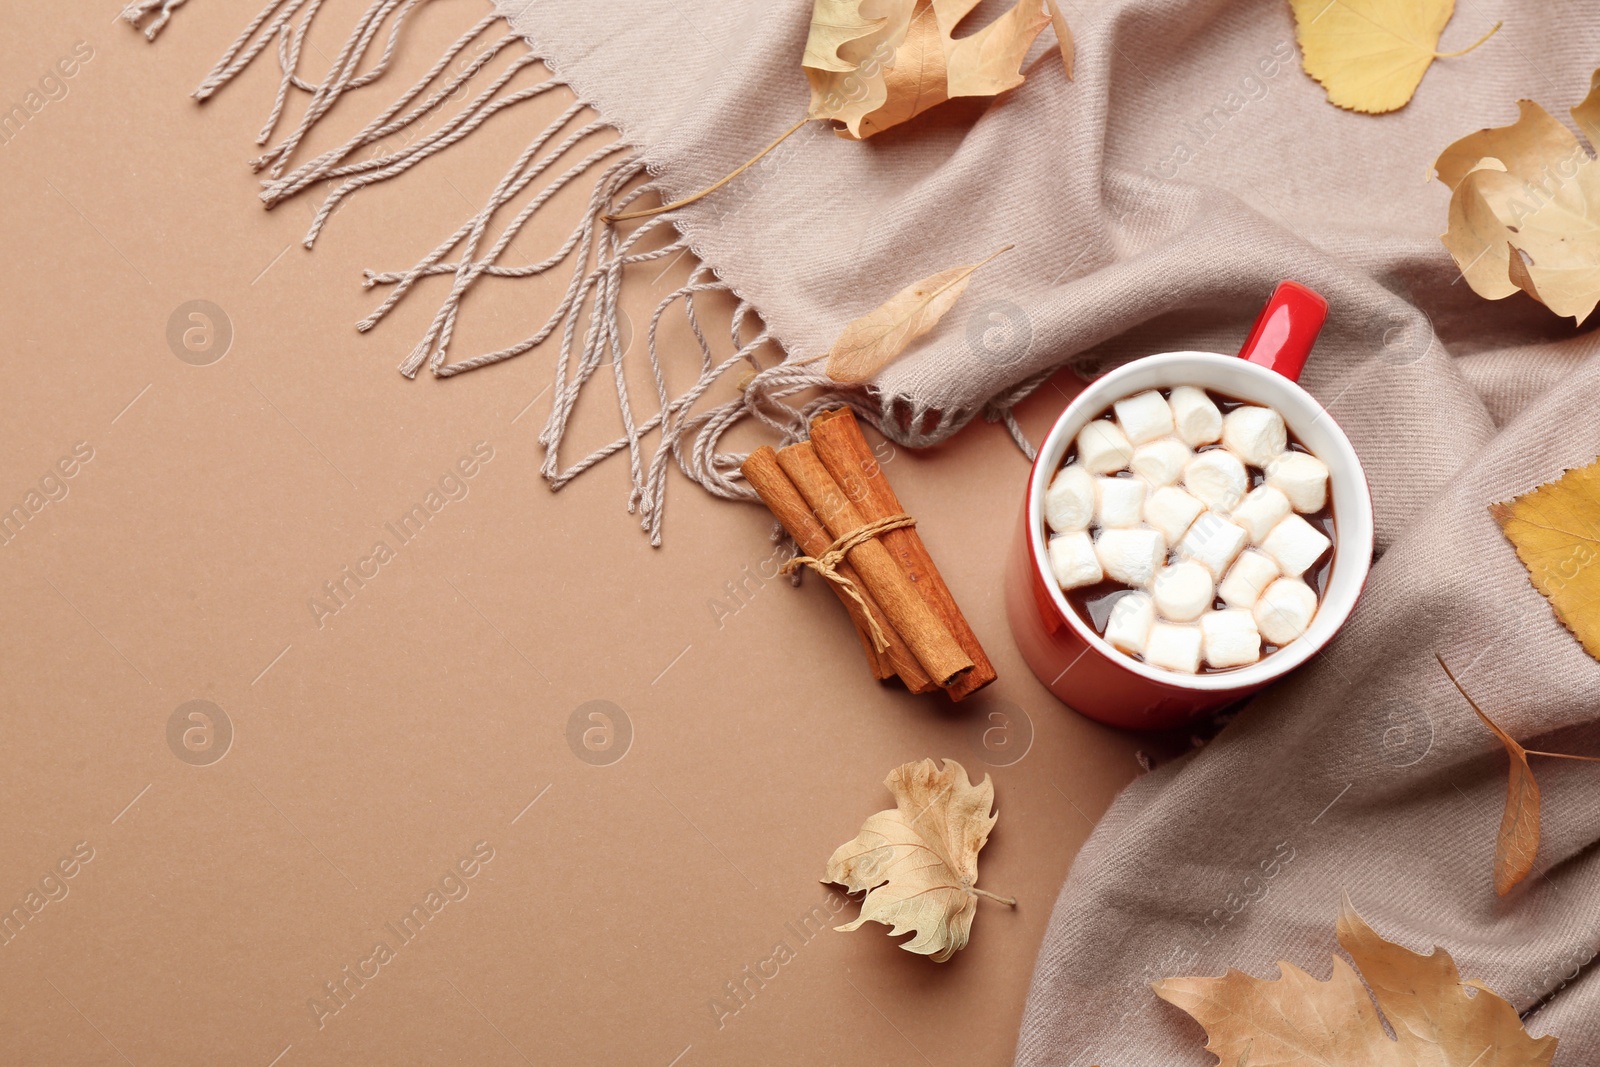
[121, 1, 1600, 1062]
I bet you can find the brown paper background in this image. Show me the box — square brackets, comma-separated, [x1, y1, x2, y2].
[0, 4, 1144, 1063]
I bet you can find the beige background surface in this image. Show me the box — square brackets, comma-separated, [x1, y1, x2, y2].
[0, 3, 1146, 1064]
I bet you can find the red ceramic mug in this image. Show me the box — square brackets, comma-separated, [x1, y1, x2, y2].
[1004, 282, 1373, 730]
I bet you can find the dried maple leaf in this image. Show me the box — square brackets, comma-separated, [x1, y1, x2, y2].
[823, 757, 1014, 962]
[1155, 893, 1558, 1065]
[1289, 0, 1500, 115]
[1435, 70, 1600, 324]
[814, 244, 1010, 383]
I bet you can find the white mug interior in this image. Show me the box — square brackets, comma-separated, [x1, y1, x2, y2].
[1027, 351, 1374, 693]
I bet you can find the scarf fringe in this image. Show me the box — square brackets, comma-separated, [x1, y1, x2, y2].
[122, 0, 1029, 543]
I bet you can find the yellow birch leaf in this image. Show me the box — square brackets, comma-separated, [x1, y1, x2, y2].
[1437, 655, 1541, 896]
[1490, 457, 1600, 660]
[1434, 72, 1600, 324]
[820, 245, 1010, 383]
[823, 758, 1013, 962]
[1288, 0, 1500, 115]
[1155, 894, 1558, 1065]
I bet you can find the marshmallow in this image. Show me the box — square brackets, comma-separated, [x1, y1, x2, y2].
[1254, 578, 1317, 645]
[1266, 451, 1330, 513]
[1143, 485, 1205, 543]
[1170, 386, 1223, 447]
[1048, 531, 1103, 590]
[1201, 608, 1262, 669]
[1105, 592, 1155, 655]
[1131, 438, 1192, 487]
[1222, 405, 1287, 468]
[1176, 511, 1248, 579]
[1096, 527, 1167, 587]
[1184, 450, 1248, 513]
[1113, 390, 1175, 446]
[1218, 549, 1280, 610]
[1152, 560, 1214, 623]
[1231, 485, 1292, 544]
[1261, 513, 1332, 578]
[1095, 476, 1147, 529]
[1076, 420, 1134, 475]
[1144, 622, 1202, 673]
[1045, 464, 1095, 533]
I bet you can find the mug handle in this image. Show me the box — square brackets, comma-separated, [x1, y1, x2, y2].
[1236, 280, 1327, 382]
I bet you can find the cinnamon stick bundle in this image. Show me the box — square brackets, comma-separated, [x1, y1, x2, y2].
[809, 408, 997, 699]
[741, 447, 934, 691]
[774, 443, 973, 688]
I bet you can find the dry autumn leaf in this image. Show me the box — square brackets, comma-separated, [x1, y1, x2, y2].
[1155, 893, 1558, 1065]
[1435, 70, 1600, 324]
[1043, 0, 1074, 79]
[1492, 456, 1600, 658]
[1437, 654, 1540, 895]
[1437, 653, 1600, 895]
[808, 0, 1052, 140]
[815, 244, 1010, 382]
[608, 0, 1068, 220]
[1289, 0, 1500, 114]
[823, 757, 1013, 962]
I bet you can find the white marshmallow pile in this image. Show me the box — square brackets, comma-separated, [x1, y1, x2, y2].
[1045, 387, 1333, 673]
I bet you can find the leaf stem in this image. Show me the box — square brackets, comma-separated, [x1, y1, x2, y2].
[1435, 653, 1488, 717]
[1435, 21, 1502, 58]
[1439, 654, 1600, 763]
[603, 117, 813, 223]
[969, 886, 1017, 906]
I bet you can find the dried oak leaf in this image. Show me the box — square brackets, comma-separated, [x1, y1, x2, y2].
[612, 0, 1062, 222]
[805, 0, 1054, 140]
[819, 245, 1010, 382]
[1289, 0, 1500, 115]
[1155, 893, 1558, 1066]
[1491, 457, 1600, 658]
[823, 757, 1013, 962]
[1435, 70, 1600, 324]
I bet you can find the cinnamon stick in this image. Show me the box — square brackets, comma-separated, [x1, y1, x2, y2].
[740, 447, 933, 690]
[810, 408, 997, 700]
[774, 442, 974, 688]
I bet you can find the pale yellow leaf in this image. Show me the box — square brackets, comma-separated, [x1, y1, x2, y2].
[1506, 165, 1600, 323]
[1154, 894, 1558, 1065]
[1440, 161, 1524, 301]
[823, 758, 1012, 962]
[1434, 73, 1600, 324]
[821, 245, 1010, 383]
[1289, 0, 1500, 115]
